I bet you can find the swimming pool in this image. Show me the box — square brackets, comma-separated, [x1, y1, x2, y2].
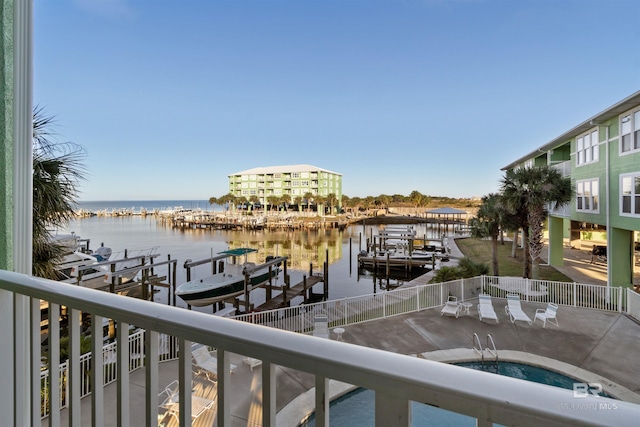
[299, 361, 614, 426]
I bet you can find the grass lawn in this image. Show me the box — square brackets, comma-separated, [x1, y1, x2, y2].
[455, 237, 574, 282]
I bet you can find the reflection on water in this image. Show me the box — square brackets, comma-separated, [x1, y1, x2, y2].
[62, 216, 445, 305]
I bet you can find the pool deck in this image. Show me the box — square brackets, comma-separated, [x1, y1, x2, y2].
[43, 238, 640, 426]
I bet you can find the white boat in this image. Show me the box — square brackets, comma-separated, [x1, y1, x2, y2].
[175, 248, 279, 307]
[58, 246, 158, 290]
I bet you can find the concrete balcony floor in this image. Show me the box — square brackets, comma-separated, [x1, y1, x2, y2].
[42, 299, 640, 426]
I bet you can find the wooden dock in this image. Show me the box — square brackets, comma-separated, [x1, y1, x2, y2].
[254, 275, 324, 311]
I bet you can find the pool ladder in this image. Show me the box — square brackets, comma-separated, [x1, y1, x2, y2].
[472, 333, 498, 365]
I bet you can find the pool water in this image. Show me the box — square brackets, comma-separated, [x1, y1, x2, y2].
[300, 361, 614, 426]
[301, 388, 476, 427]
[456, 361, 610, 396]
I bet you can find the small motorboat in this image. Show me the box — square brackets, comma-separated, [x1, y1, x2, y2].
[175, 248, 279, 307]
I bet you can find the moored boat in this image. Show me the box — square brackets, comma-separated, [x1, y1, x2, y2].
[175, 248, 280, 307]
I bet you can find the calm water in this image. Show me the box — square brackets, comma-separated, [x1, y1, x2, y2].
[60, 201, 442, 312]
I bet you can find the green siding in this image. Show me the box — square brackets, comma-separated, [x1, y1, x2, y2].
[0, 0, 13, 270]
[508, 92, 640, 287]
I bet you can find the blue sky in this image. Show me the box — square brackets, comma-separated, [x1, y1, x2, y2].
[34, 0, 640, 201]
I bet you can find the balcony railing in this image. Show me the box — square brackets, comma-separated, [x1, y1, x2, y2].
[1, 270, 639, 426]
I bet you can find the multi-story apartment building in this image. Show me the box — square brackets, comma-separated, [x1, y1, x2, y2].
[503, 90, 640, 289]
[228, 164, 343, 211]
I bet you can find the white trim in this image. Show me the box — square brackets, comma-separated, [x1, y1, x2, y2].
[575, 178, 600, 214]
[619, 106, 640, 155]
[620, 172, 640, 217]
[575, 127, 599, 167]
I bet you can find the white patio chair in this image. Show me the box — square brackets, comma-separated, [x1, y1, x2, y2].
[505, 294, 532, 325]
[243, 357, 263, 371]
[191, 344, 237, 380]
[477, 294, 499, 323]
[440, 296, 461, 318]
[534, 303, 559, 328]
[158, 379, 215, 423]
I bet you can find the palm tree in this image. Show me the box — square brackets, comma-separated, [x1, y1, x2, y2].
[315, 195, 327, 215]
[500, 165, 573, 279]
[293, 196, 303, 212]
[266, 195, 279, 212]
[303, 192, 313, 213]
[326, 193, 338, 215]
[32, 106, 86, 279]
[249, 195, 260, 211]
[470, 193, 507, 276]
[208, 196, 218, 209]
[280, 194, 291, 211]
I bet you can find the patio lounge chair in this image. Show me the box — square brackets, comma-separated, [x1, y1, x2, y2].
[477, 294, 499, 323]
[158, 379, 215, 422]
[191, 344, 237, 380]
[534, 303, 559, 328]
[440, 296, 461, 318]
[243, 357, 263, 371]
[504, 294, 532, 325]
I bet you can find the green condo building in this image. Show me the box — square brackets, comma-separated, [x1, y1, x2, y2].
[228, 164, 343, 212]
[503, 90, 640, 289]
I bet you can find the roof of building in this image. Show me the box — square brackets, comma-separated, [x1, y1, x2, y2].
[425, 207, 468, 215]
[229, 164, 342, 176]
[502, 89, 640, 171]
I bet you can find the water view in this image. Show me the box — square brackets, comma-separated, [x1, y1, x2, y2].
[61, 201, 444, 313]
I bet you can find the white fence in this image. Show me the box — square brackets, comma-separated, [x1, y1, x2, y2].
[627, 287, 640, 322]
[38, 274, 639, 418]
[234, 275, 632, 331]
[39, 329, 179, 418]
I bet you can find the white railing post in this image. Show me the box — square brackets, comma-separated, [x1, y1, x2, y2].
[91, 315, 105, 427]
[315, 375, 329, 427]
[375, 390, 411, 427]
[68, 308, 82, 426]
[573, 282, 577, 307]
[618, 287, 623, 313]
[117, 321, 130, 427]
[262, 362, 276, 427]
[383, 292, 386, 318]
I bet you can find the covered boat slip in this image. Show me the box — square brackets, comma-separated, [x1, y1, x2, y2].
[182, 248, 281, 282]
[180, 248, 289, 311]
[180, 248, 331, 313]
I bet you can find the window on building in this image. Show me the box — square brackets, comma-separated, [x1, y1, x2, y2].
[274, 173, 281, 178]
[576, 179, 599, 213]
[576, 128, 599, 166]
[621, 108, 640, 154]
[292, 172, 300, 178]
[301, 181, 309, 186]
[292, 181, 299, 187]
[621, 173, 640, 215]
